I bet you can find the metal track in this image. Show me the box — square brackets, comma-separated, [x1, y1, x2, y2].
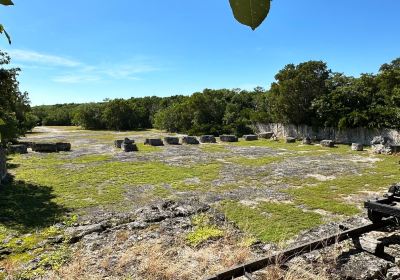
[204, 220, 394, 280]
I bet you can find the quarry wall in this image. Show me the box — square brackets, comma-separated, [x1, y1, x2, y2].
[256, 123, 400, 145]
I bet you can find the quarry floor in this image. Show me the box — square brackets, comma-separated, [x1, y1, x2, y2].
[1, 126, 399, 279]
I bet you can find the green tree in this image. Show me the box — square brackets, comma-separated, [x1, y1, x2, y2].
[0, 51, 33, 143]
[268, 61, 331, 125]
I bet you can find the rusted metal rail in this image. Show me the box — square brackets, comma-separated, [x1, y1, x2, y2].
[204, 220, 394, 280]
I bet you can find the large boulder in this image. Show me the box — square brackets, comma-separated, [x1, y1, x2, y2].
[371, 136, 390, 145]
[144, 138, 164, 146]
[31, 143, 58, 153]
[320, 140, 335, 147]
[164, 137, 180, 145]
[182, 136, 199, 145]
[243, 135, 258, 141]
[373, 144, 393, 155]
[199, 135, 216, 143]
[220, 135, 238, 142]
[8, 144, 28, 154]
[258, 132, 275, 139]
[351, 143, 364, 151]
[56, 142, 71, 152]
[285, 137, 296, 143]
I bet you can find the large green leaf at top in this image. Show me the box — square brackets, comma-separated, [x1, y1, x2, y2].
[229, 0, 271, 30]
[0, 0, 14, 5]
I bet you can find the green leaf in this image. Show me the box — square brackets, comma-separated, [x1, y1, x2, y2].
[0, 118, 5, 126]
[229, 0, 271, 30]
[0, 0, 14, 6]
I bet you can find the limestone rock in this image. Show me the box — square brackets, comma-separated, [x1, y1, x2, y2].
[351, 143, 363, 151]
[8, 144, 28, 154]
[56, 142, 71, 152]
[302, 137, 312, 145]
[243, 135, 258, 141]
[320, 140, 335, 147]
[220, 135, 238, 142]
[199, 135, 216, 143]
[121, 142, 138, 152]
[339, 251, 391, 280]
[387, 266, 400, 280]
[371, 136, 390, 145]
[258, 132, 275, 139]
[373, 144, 393, 155]
[164, 137, 180, 145]
[182, 136, 199, 145]
[114, 140, 123, 148]
[31, 143, 58, 153]
[144, 138, 164, 146]
[66, 223, 106, 243]
[285, 137, 296, 143]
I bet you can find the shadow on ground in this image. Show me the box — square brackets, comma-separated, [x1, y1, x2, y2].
[0, 177, 68, 232]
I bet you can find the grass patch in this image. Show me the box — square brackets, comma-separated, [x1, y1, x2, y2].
[220, 200, 323, 243]
[9, 155, 221, 209]
[186, 214, 224, 246]
[286, 155, 400, 215]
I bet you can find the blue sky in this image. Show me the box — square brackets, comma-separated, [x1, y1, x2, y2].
[1, 0, 399, 105]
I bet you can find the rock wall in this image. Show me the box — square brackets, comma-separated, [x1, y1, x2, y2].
[0, 147, 6, 183]
[256, 123, 400, 145]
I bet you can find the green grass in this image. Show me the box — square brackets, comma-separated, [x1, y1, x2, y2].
[9, 155, 221, 209]
[220, 200, 323, 243]
[286, 155, 400, 215]
[186, 214, 224, 246]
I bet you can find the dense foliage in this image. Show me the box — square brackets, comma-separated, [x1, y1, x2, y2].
[31, 57, 400, 136]
[0, 51, 36, 144]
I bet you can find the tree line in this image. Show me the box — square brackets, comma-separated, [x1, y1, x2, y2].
[32, 57, 400, 136]
[1, 48, 400, 142]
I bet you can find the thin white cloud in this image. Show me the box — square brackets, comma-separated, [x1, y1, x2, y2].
[52, 75, 101, 84]
[6, 49, 161, 84]
[7, 49, 82, 67]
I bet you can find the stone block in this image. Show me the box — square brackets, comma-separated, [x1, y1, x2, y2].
[243, 135, 258, 141]
[199, 135, 216, 143]
[145, 138, 164, 146]
[56, 142, 71, 152]
[31, 143, 58, 153]
[8, 144, 28, 154]
[302, 137, 312, 145]
[320, 140, 335, 147]
[122, 142, 138, 152]
[258, 132, 275, 139]
[164, 137, 180, 145]
[351, 143, 363, 151]
[220, 135, 238, 142]
[182, 136, 199, 145]
[114, 140, 123, 148]
[285, 137, 296, 143]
